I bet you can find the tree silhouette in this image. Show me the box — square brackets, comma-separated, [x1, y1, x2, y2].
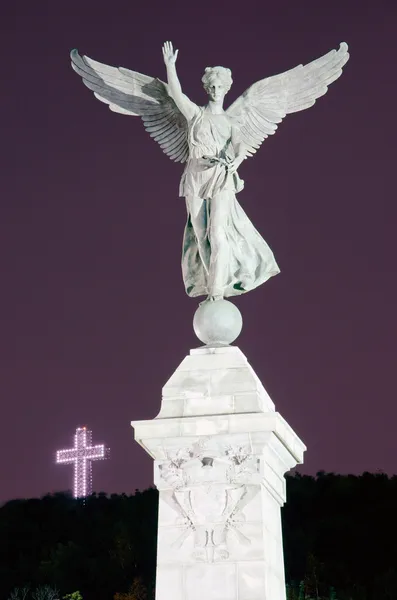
[1, 474, 397, 600]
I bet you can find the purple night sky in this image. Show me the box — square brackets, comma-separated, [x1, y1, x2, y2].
[1, 1, 396, 501]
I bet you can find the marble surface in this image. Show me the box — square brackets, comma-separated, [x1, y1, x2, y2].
[132, 346, 306, 600]
[72, 41, 348, 301]
[157, 346, 276, 419]
[193, 299, 242, 346]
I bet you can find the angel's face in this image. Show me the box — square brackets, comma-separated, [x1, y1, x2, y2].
[206, 78, 227, 103]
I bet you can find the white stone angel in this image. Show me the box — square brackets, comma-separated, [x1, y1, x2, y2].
[71, 41, 349, 301]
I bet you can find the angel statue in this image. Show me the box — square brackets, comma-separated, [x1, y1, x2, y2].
[71, 41, 349, 302]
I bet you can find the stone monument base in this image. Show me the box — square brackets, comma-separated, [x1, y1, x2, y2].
[132, 346, 306, 600]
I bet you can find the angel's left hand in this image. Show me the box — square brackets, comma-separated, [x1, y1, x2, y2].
[227, 156, 244, 175]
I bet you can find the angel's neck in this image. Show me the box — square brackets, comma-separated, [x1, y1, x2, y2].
[206, 101, 224, 115]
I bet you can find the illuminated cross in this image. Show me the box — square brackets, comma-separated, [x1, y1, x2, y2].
[56, 426, 109, 498]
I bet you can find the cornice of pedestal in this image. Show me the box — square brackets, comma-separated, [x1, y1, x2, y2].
[132, 411, 305, 464]
[133, 411, 305, 505]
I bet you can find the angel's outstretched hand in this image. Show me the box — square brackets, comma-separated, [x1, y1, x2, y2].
[227, 155, 245, 175]
[162, 41, 179, 67]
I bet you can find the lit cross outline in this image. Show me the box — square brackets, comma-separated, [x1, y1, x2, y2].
[56, 427, 109, 498]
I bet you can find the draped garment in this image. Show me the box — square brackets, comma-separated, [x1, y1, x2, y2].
[180, 108, 280, 298]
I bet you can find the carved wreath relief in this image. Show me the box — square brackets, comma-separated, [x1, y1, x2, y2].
[158, 437, 260, 563]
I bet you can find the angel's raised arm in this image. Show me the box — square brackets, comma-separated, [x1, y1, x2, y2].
[162, 42, 199, 122]
[70, 49, 191, 163]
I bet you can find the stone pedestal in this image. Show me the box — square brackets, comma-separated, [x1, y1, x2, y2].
[132, 346, 306, 600]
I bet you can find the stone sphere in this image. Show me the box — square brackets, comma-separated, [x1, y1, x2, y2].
[193, 299, 243, 346]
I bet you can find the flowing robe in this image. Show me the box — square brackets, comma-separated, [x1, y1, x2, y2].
[180, 107, 280, 298]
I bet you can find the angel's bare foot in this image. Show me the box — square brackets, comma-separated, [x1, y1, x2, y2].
[199, 294, 222, 306]
[204, 293, 223, 303]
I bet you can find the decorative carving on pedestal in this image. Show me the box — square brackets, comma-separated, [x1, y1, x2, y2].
[132, 348, 307, 600]
[158, 437, 260, 563]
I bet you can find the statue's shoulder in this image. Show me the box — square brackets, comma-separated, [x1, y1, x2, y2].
[225, 111, 241, 125]
[188, 106, 206, 127]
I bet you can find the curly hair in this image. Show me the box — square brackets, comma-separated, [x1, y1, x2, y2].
[201, 66, 233, 94]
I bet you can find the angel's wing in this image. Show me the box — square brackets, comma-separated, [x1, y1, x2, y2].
[227, 42, 349, 157]
[70, 50, 189, 163]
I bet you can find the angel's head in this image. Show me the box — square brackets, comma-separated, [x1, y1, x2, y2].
[202, 66, 233, 102]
